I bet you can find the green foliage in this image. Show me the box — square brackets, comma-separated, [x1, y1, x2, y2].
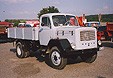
[86, 14, 113, 22]
[13, 21, 20, 27]
[5, 19, 21, 27]
[86, 15, 98, 22]
[37, 6, 60, 18]
[101, 14, 113, 22]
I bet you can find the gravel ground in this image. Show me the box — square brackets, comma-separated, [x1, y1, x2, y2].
[0, 41, 113, 78]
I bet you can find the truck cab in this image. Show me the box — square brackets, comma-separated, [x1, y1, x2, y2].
[39, 13, 97, 50]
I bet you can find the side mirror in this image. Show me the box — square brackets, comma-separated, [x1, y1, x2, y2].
[41, 23, 45, 26]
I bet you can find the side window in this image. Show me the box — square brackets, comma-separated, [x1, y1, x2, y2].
[66, 15, 78, 26]
[42, 17, 51, 27]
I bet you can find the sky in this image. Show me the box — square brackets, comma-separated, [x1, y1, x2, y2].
[0, 0, 113, 21]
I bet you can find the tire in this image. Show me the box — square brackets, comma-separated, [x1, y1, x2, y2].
[23, 43, 30, 58]
[80, 52, 97, 63]
[24, 50, 30, 57]
[48, 46, 67, 70]
[16, 42, 30, 58]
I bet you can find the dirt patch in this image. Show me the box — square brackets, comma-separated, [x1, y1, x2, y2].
[13, 63, 40, 78]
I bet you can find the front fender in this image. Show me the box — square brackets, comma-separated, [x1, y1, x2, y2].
[48, 39, 72, 53]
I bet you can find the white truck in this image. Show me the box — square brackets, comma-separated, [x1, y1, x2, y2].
[8, 13, 100, 70]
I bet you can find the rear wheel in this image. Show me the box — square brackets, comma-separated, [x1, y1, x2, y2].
[16, 42, 30, 58]
[80, 52, 97, 63]
[48, 46, 67, 70]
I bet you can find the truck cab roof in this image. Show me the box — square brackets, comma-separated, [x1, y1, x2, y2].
[41, 13, 75, 17]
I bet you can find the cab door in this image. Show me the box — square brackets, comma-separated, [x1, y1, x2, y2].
[39, 17, 52, 46]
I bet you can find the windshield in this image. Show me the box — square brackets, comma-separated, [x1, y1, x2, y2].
[52, 15, 78, 26]
[52, 15, 66, 26]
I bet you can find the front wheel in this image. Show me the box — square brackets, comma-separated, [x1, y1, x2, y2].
[80, 52, 97, 63]
[48, 46, 67, 70]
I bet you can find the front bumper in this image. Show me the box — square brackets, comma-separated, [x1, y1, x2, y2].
[63, 48, 98, 57]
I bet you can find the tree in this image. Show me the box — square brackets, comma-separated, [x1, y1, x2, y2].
[37, 6, 60, 18]
[14, 21, 19, 27]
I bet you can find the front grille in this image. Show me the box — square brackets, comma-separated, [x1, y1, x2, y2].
[80, 31, 95, 41]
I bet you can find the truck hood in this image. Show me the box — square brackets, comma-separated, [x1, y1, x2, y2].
[54, 26, 97, 50]
[55, 26, 96, 31]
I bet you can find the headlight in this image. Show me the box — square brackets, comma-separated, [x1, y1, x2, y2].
[98, 40, 102, 45]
